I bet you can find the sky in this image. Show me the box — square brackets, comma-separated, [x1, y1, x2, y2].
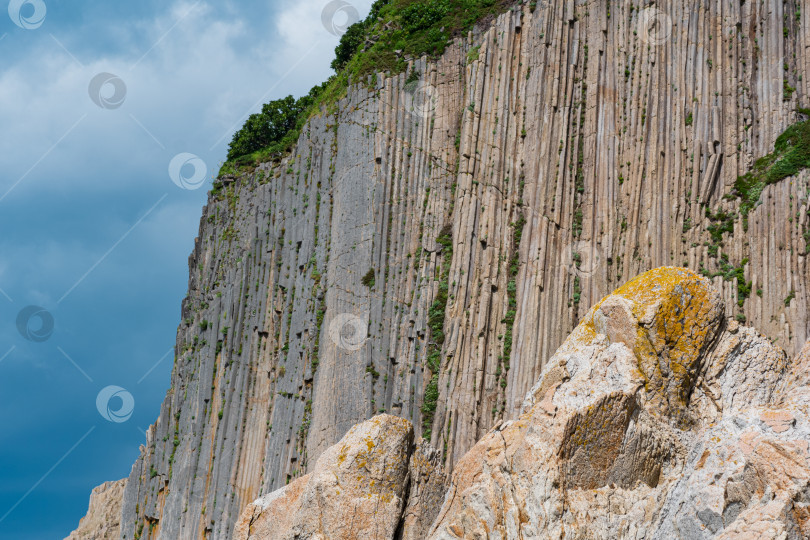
[0, 0, 371, 537]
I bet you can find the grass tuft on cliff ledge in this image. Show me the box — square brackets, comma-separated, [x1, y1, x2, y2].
[730, 107, 810, 220]
[216, 0, 515, 181]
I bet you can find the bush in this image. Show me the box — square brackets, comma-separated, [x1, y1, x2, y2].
[220, 0, 512, 173]
[401, 0, 450, 31]
[331, 0, 390, 71]
[733, 108, 810, 221]
[332, 22, 367, 71]
[361, 268, 375, 287]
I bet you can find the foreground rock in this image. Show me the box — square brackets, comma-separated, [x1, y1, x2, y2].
[428, 267, 809, 539]
[233, 414, 415, 540]
[64, 479, 126, 540]
[235, 267, 810, 539]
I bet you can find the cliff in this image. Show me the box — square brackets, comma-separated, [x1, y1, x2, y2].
[237, 267, 810, 539]
[70, 0, 810, 538]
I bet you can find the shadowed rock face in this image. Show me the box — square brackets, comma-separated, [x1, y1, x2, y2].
[235, 267, 810, 539]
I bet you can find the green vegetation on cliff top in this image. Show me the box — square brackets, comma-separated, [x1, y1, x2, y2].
[219, 0, 514, 177]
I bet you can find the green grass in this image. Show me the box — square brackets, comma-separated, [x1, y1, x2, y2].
[496, 214, 524, 394]
[732, 108, 810, 226]
[421, 225, 453, 440]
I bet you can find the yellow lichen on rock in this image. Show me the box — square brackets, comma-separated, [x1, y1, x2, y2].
[234, 414, 414, 540]
[568, 267, 725, 421]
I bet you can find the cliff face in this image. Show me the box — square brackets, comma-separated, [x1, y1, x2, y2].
[238, 267, 810, 539]
[78, 1, 810, 538]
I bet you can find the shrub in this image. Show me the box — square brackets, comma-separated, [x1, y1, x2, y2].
[733, 108, 810, 222]
[361, 268, 376, 287]
[332, 22, 367, 71]
[226, 95, 307, 161]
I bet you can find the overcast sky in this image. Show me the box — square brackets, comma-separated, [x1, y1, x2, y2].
[0, 0, 371, 537]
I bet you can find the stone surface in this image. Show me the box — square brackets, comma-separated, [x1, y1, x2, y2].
[233, 414, 414, 540]
[428, 267, 809, 539]
[73, 0, 810, 537]
[64, 479, 126, 540]
[399, 439, 448, 540]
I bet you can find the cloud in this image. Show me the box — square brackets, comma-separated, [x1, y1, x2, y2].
[0, 0, 373, 202]
[0, 1, 383, 536]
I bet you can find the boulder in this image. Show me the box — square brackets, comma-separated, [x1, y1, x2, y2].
[234, 414, 415, 540]
[429, 267, 808, 539]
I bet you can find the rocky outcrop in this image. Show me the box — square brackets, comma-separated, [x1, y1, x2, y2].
[236, 267, 810, 539]
[428, 267, 810, 539]
[65, 479, 126, 540]
[232, 414, 416, 540]
[74, 0, 810, 537]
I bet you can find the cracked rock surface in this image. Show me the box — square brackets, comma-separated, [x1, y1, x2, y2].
[236, 267, 810, 539]
[65, 479, 126, 540]
[428, 267, 809, 539]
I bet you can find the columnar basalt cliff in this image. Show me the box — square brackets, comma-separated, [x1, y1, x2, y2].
[237, 267, 810, 539]
[70, 0, 810, 538]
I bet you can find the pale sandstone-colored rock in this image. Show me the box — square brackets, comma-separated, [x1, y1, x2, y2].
[75, 0, 810, 537]
[64, 479, 126, 540]
[231, 476, 308, 540]
[429, 267, 808, 539]
[233, 414, 414, 540]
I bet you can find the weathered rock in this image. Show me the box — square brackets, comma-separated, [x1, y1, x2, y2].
[231, 476, 308, 540]
[75, 0, 810, 537]
[233, 414, 414, 540]
[64, 479, 126, 540]
[428, 267, 809, 539]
